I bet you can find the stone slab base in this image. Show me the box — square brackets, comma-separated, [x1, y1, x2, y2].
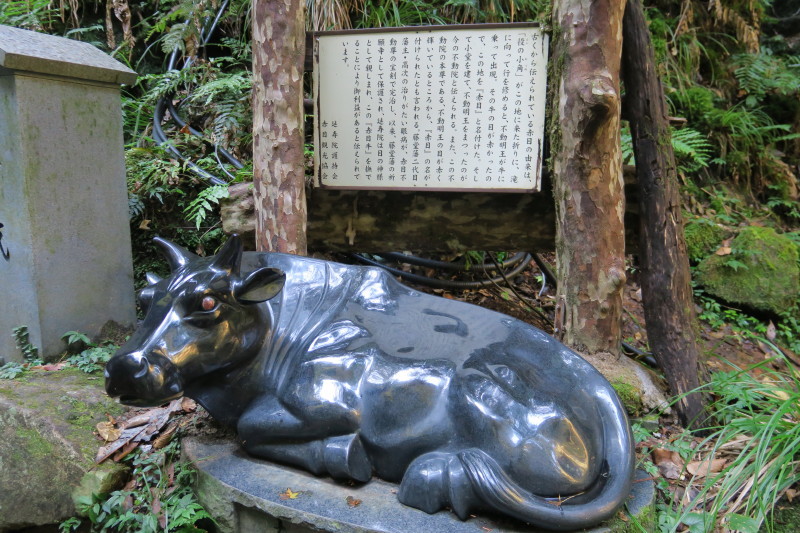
[184, 437, 655, 533]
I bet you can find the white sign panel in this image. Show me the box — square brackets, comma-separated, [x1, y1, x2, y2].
[313, 24, 548, 192]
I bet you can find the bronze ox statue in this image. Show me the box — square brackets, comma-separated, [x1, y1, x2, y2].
[105, 235, 634, 531]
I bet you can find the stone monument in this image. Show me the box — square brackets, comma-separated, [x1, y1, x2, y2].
[0, 25, 137, 362]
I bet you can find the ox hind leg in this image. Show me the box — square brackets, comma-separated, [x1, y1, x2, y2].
[237, 394, 371, 482]
[397, 451, 482, 519]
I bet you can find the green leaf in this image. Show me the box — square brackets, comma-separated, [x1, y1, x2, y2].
[726, 513, 760, 533]
[724, 259, 749, 272]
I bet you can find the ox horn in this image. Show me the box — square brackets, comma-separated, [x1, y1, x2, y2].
[153, 236, 197, 272]
[211, 234, 243, 275]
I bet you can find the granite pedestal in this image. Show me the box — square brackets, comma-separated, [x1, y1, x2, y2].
[184, 437, 655, 533]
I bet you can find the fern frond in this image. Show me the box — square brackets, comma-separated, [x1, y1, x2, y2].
[671, 128, 714, 173]
[183, 185, 230, 229]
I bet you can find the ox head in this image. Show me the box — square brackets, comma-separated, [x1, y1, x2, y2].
[105, 234, 285, 407]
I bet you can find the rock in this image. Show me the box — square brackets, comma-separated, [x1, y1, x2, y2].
[580, 351, 670, 416]
[684, 219, 728, 261]
[695, 226, 800, 315]
[0, 368, 128, 531]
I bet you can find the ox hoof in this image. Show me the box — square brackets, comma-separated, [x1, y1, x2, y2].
[398, 453, 449, 514]
[322, 434, 372, 483]
[399, 452, 479, 519]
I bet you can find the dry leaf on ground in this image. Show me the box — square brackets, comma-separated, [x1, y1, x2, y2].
[279, 488, 301, 500]
[346, 495, 362, 508]
[653, 448, 685, 480]
[96, 421, 121, 442]
[686, 457, 727, 478]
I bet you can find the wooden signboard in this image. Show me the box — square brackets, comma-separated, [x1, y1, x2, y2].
[313, 24, 549, 192]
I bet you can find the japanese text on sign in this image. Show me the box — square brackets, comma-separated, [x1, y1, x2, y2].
[313, 25, 549, 192]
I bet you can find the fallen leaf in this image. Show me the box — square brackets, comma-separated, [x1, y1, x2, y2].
[767, 321, 777, 342]
[153, 421, 178, 449]
[686, 457, 727, 478]
[346, 495, 362, 508]
[652, 448, 684, 480]
[39, 362, 67, 371]
[120, 413, 152, 429]
[757, 380, 791, 402]
[786, 488, 797, 502]
[279, 488, 301, 500]
[181, 397, 197, 412]
[139, 219, 151, 230]
[166, 462, 175, 487]
[112, 439, 139, 462]
[95, 424, 148, 463]
[714, 246, 732, 256]
[96, 421, 121, 442]
[151, 495, 162, 515]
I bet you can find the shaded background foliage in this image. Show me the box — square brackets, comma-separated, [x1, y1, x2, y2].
[2, 0, 798, 349]
[3, 0, 797, 265]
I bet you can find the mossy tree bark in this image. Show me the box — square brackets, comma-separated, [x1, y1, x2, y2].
[550, 0, 627, 355]
[622, 0, 705, 427]
[252, 0, 307, 254]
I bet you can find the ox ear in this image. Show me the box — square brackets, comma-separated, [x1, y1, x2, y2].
[211, 234, 243, 276]
[235, 267, 286, 304]
[154, 236, 197, 272]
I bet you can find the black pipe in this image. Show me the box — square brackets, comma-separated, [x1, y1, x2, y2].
[351, 253, 532, 290]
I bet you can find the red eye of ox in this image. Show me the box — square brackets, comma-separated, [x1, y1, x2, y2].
[201, 296, 216, 311]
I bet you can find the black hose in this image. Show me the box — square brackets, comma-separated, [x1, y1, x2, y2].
[351, 253, 532, 290]
[153, 0, 240, 183]
[379, 251, 529, 272]
[152, 99, 227, 185]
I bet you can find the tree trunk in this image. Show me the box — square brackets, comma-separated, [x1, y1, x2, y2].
[550, 0, 627, 354]
[252, 0, 307, 254]
[622, 0, 705, 428]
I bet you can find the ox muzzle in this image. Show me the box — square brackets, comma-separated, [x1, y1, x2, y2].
[105, 350, 183, 407]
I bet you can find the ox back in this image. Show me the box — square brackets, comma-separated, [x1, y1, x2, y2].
[105, 235, 635, 531]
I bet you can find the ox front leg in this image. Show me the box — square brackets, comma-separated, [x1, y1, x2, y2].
[242, 434, 371, 483]
[238, 395, 372, 482]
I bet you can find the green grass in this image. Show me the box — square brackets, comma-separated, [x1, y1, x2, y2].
[658, 349, 800, 532]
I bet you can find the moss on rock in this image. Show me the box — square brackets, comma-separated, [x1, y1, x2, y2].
[0, 367, 129, 530]
[611, 379, 644, 417]
[695, 226, 800, 314]
[684, 220, 728, 261]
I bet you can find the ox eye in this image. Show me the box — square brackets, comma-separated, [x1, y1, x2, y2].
[201, 296, 217, 311]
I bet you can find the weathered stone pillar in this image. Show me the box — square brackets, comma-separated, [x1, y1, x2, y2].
[0, 25, 137, 362]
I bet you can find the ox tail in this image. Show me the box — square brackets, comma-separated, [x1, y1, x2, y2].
[459, 395, 635, 531]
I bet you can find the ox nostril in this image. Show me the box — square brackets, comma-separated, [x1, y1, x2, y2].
[123, 352, 150, 379]
[133, 358, 149, 379]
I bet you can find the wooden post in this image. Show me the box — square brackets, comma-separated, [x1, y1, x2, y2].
[622, 0, 705, 427]
[252, 0, 307, 254]
[550, 0, 628, 354]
